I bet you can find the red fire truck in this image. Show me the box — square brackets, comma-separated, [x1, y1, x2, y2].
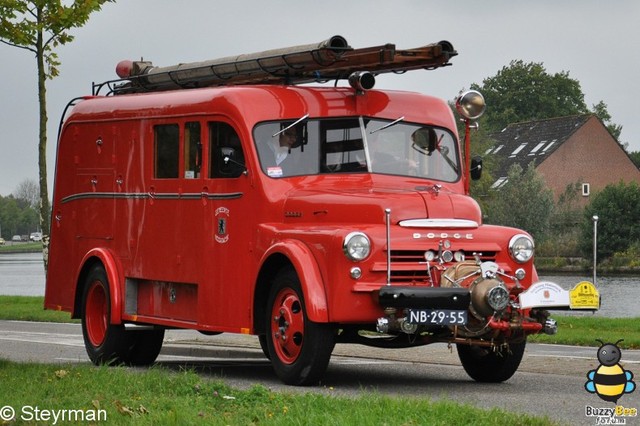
[45, 36, 564, 385]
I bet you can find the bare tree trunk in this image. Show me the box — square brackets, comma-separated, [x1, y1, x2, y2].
[36, 8, 51, 270]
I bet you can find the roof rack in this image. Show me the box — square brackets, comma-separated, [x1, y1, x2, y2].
[93, 35, 457, 96]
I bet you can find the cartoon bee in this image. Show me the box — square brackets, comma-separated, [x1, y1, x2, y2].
[585, 339, 635, 403]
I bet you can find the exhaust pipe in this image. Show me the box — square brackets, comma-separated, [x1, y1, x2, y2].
[543, 318, 558, 335]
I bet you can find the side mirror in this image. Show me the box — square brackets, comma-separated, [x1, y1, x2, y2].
[411, 127, 438, 155]
[470, 156, 483, 180]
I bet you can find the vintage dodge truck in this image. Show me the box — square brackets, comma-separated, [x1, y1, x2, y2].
[45, 35, 592, 386]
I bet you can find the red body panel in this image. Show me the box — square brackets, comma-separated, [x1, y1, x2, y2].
[45, 85, 536, 336]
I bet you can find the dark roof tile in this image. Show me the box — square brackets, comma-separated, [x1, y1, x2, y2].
[488, 114, 592, 179]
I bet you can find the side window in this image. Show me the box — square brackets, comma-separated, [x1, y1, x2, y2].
[154, 124, 179, 178]
[184, 122, 201, 178]
[209, 122, 245, 178]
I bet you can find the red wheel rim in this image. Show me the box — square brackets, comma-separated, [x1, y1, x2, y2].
[85, 281, 108, 347]
[270, 287, 304, 364]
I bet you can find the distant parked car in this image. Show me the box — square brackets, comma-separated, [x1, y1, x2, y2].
[11, 235, 21, 242]
[30, 232, 42, 242]
[0, 237, 5, 245]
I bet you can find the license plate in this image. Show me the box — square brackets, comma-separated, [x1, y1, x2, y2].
[406, 309, 467, 325]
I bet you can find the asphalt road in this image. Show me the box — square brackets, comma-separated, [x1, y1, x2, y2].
[2, 320, 640, 426]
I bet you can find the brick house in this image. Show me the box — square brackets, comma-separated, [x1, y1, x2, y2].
[487, 114, 640, 205]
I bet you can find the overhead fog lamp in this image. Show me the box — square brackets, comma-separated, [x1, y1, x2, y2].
[455, 90, 486, 121]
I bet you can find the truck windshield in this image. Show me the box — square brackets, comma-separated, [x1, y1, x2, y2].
[254, 117, 460, 182]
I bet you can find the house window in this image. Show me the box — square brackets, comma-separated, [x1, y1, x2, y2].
[542, 140, 557, 153]
[582, 183, 590, 197]
[491, 176, 508, 189]
[509, 143, 528, 158]
[485, 144, 504, 155]
[529, 141, 547, 156]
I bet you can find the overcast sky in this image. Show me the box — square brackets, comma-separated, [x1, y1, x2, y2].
[1, 0, 638, 197]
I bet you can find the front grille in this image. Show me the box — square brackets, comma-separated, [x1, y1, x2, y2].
[390, 250, 497, 263]
[381, 250, 498, 285]
[389, 269, 429, 283]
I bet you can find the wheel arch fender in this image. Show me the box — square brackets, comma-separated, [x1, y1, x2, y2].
[72, 248, 123, 325]
[254, 239, 328, 332]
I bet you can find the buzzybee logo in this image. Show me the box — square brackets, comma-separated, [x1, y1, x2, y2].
[585, 339, 635, 403]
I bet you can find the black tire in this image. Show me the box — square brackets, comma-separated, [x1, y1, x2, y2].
[124, 329, 165, 366]
[81, 265, 129, 365]
[457, 340, 526, 383]
[265, 266, 335, 385]
[258, 334, 271, 360]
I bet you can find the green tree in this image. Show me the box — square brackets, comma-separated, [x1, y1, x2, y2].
[472, 60, 622, 140]
[0, 196, 23, 238]
[542, 182, 583, 257]
[580, 181, 640, 261]
[483, 162, 554, 242]
[467, 125, 497, 212]
[591, 100, 623, 141]
[0, 0, 113, 239]
[0, 194, 40, 238]
[449, 101, 496, 209]
[628, 151, 640, 169]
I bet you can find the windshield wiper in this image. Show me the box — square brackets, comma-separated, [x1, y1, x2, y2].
[272, 114, 309, 137]
[369, 116, 404, 134]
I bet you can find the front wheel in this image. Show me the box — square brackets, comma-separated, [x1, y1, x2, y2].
[457, 340, 526, 383]
[265, 267, 335, 385]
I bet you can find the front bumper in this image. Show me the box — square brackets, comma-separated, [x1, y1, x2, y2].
[377, 286, 470, 309]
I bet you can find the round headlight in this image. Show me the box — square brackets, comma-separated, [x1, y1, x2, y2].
[343, 232, 371, 261]
[509, 234, 534, 263]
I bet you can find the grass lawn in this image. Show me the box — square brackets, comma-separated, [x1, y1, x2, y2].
[0, 360, 556, 425]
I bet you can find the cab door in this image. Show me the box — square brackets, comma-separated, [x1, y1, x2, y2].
[200, 120, 255, 331]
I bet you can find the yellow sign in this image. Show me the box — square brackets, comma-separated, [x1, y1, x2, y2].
[570, 281, 600, 310]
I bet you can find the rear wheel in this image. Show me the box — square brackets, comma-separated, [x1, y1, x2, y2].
[457, 340, 526, 383]
[81, 265, 128, 365]
[125, 329, 165, 366]
[265, 267, 335, 385]
[81, 264, 164, 366]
